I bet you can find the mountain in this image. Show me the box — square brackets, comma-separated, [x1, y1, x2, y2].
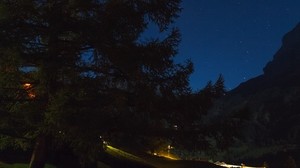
[232, 22, 300, 95]
[206, 23, 300, 166]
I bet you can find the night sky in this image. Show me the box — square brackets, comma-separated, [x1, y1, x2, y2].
[174, 0, 300, 91]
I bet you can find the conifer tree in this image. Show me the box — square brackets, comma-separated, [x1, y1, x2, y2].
[0, 0, 192, 167]
[213, 74, 226, 98]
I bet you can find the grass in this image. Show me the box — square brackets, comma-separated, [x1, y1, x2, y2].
[106, 145, 147, 163]
[1, 145, 223, 168]
[0, 161, 56, 168]
[104, 145, 223, 168]
[103, 145, 154, 168]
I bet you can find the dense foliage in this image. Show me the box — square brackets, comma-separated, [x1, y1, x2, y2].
[0, 0, 196, 167]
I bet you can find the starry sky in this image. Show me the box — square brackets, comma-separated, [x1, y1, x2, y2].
[174, 0, 300, 91]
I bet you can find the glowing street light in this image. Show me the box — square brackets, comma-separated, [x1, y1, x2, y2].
[167, 145, 174, 156]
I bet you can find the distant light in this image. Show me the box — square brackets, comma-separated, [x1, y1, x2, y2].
[173, 125, 178, 130]
[23, 83, 35, 98]
[214, 161, 265, 168]
[168, 145, 171, 149]
[28, 93, 36, 98]
[23, 83, 31, 89]
[167, 145, 174, 149]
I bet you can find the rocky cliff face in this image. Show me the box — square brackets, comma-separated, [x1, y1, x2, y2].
[264, 23, 300, 78]
[231, 23, 300, 95]
[209, 23, 300, 145]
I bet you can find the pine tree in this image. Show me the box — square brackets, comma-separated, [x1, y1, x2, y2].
[0, 0, 192, 167]
[213, 74, 226, 98]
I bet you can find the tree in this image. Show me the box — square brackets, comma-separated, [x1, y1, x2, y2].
[0, 0, 192, 167]
[172, 75, 226, 152]
[213, 74, 226, 98]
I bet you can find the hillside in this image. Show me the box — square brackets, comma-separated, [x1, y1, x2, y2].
[206, 22, 300, 167]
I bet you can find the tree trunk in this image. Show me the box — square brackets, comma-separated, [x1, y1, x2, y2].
[29, 135, 47, 168]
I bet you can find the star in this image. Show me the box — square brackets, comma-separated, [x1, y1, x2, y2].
[176, 0, 300, 90]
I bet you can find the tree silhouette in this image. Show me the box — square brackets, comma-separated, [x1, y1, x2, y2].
[0, 0, 193, 167]
[213, 74, 226, 98]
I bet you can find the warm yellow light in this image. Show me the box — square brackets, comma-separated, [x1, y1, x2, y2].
[167, 145, 174, 149]
[23, 83, 35, 99]
[157, 153, 178, 160]
[23, 83, 32, 89]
